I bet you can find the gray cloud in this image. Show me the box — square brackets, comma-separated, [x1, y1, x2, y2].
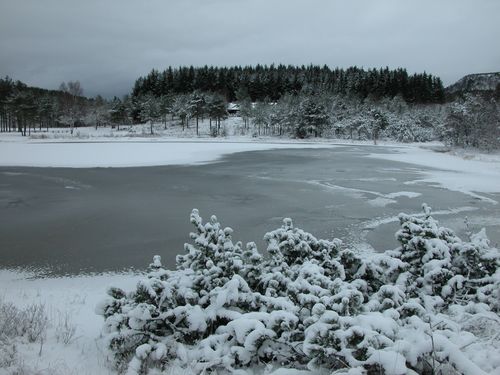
[1, 0, 499, 97]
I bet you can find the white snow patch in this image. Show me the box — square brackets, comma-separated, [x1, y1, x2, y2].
[385, 191, 421, 199]
[0, 269, 142, 375]
[356, 177, 397, 182]
[0, 140, 334, 168]
[311, 181, 422, 207]
[363, 206, 479, 230]
[367, 197, 397, 207]
[368, 145, 500, 196]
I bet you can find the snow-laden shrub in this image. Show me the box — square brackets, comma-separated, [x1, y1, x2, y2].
[394, 204, 499, 309]
[382, 114, 436, 143]
[98, 206, 500, 375]
[54, 310, 78, 345]
[0, 300, 48, 344]
[0, 299, 50, 370]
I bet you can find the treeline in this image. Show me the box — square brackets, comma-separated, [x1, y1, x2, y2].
[0, 76, 102, 135]
[0, 76, 230, 137]
[2, 70, 497, 149]
[132, 65, 445, 104]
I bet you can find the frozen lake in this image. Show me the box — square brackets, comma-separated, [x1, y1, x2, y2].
[1, 145, 499, 275]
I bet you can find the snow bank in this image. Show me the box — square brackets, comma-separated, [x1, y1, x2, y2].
[368, 145, 500, 195]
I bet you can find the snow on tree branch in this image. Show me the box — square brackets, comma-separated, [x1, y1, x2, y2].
[97, 205, 500, 375]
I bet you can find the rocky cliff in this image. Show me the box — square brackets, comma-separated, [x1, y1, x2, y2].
[446, 72, 500, 94]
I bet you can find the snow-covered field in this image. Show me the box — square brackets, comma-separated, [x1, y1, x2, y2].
[1, 123, 500, 374]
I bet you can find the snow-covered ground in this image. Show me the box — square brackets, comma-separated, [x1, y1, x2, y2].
[0, 269, 142, 375]
[0, 140, 338, 168]
[368, 145, 500, 200]
[0, 121, 337, 168]
[1, 123, 500, 374]
[0, 271, 319, 375]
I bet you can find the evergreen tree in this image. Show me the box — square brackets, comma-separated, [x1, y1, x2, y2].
[132, 65, 445, 105]
[99, 206, 499, 374]
[158, 94, 173, 129]
[188, 91, 206, 136]
[251, 101, 270, 136]
[110, 97, 128, 130]
[139, 94, 160, 134]
[206, 93, 227, 136]
[172, 94, 190, 130]
[295, 97, 329, 138]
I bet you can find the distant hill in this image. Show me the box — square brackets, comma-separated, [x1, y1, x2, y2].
[446, 72, 500, 94]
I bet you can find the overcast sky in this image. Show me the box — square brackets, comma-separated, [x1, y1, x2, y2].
[1, 0, 499, 98]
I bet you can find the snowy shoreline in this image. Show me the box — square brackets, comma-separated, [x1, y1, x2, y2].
[0, 138, 337, 168]
[367, 146, 500, 196]
[1, 128, 499, 197]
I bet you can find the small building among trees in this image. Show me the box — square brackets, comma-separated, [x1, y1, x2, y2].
[227, 102, 240, 115]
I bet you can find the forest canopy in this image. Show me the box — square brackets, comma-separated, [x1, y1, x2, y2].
[132, 65, 445, 104]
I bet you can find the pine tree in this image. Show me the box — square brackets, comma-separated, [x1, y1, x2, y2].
[205, 93, 227, 136]
[187, 92, 206, 136]
[99, 206, 499, 374]
[139, 94, 160, 134]
[295, 97, 329, 138]
[131, 65, 445, 105]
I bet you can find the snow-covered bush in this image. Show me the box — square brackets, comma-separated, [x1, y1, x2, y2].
[0, 300, 48, 344]
[54, 310, 78, 345]
[0, 299, 50, 370]
[98, 206, 500, 374]
[444, 94, 500, 150]
[394, 204, 499, 308]
[383, 116, 436, 143]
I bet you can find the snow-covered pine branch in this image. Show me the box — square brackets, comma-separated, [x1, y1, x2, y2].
[97, 205, 499, 375]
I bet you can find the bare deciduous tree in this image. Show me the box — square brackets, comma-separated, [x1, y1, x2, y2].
[59, 81, 84, 134]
